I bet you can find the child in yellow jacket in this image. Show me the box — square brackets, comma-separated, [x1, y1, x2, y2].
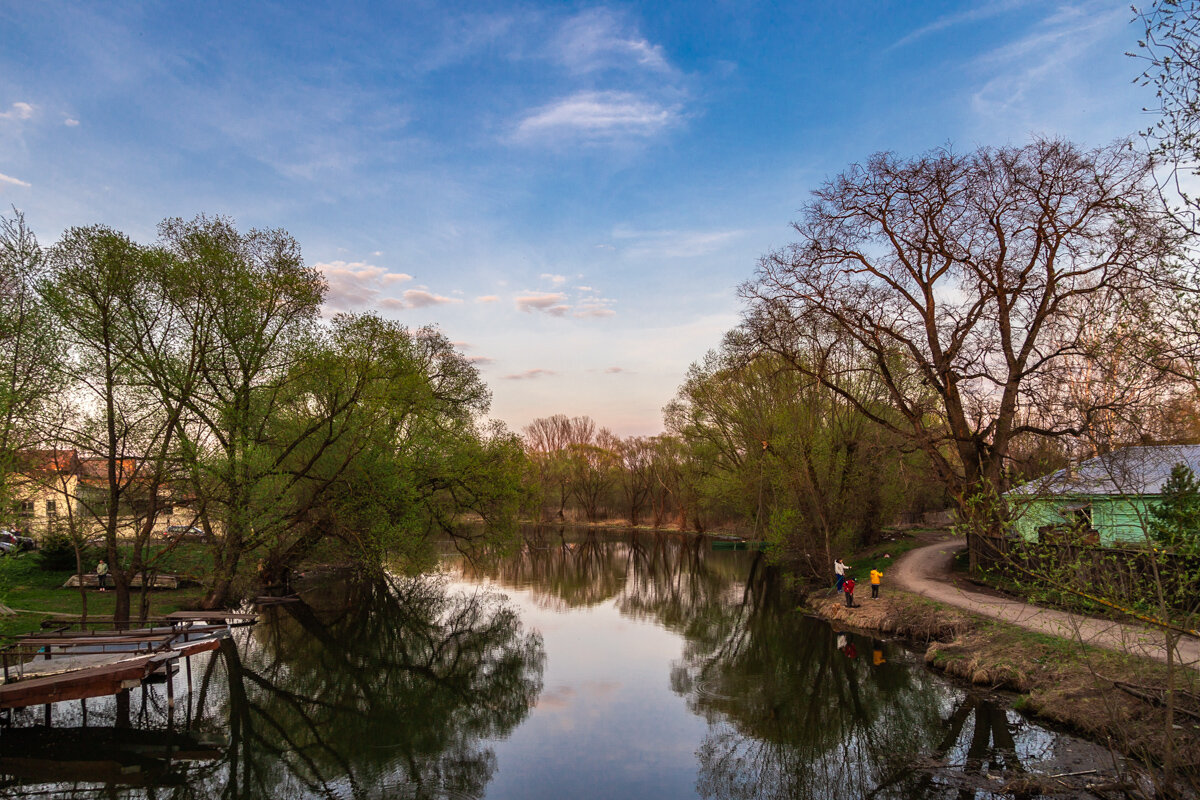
[869, 569, 883, 599]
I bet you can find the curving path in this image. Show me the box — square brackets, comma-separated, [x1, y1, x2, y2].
[890, 537, 1200, 669]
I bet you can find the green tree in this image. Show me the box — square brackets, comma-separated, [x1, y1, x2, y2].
[155, 215, 326, 608]
[666, 332, 935, 570]
[0, 210, 61, 521]
[1150, 462, 1200, 552]
[42, 225, 175, 624]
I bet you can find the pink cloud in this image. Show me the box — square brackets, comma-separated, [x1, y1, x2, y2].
[476, 295, 500, 303]
[318, 261, 417, 311]
[404, 289, 462, 308]
[503, 368, 556, 380]
[575, 304, 616, 318]
[516, 292, 568, 313]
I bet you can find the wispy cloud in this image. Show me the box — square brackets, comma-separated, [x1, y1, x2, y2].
[604, 366, 626, 374]
[552, 8, 670, 74]
[468, 355, 496, 366]
[64, 118, 80, 127]
[513, 91, 678, 143]
[611, 226, 745, 259]
[0, 102, 34, 121]
[541, 273, 566, 285]
[504, 368, 556, 380]
[886, 0, 1031, 52]
[969, 3, 1126, 124]
[476, 295, 500, 303]
[576, 304, 615, 318]
[0, 172, 30, 188]
[516, 292, 568, 312]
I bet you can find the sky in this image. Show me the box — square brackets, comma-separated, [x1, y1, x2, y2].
[0, 1, 1159, 437]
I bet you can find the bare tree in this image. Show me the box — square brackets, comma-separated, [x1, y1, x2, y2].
[523, 414, 598, 521]
[1134, 0, 1200, 233]
[742, 139, 1180, 565]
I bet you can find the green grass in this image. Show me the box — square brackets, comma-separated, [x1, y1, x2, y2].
[846, 535, 921, 586]
[0, 544, 213, 639]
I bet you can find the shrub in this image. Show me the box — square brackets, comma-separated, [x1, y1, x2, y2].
[38, 531, 83, 571]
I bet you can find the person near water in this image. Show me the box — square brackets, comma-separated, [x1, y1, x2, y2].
[96, 559, 109, 592]
[843, 576, 857, 608]
[834, 558, 849, 591]
[870, 568, 883, 599]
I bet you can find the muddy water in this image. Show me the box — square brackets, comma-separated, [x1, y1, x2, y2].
[0, 528, 1119, 798]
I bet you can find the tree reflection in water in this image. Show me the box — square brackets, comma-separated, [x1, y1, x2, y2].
[4, 529, 1070, 799]
[0, 574, 544, 800]
[463, 527, 1048, 800]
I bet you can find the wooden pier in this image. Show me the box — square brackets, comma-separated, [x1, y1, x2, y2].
[0, 614, 254, 710]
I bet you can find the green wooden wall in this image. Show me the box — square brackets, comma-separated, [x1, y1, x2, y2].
[1008, 494, 1157, 547]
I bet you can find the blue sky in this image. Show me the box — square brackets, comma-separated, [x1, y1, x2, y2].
[0, 1, 1155, 436]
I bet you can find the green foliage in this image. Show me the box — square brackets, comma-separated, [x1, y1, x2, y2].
[1149, 462, 1200, 553]
[664, 331, 942, 568]
[38, 531, 84, 571]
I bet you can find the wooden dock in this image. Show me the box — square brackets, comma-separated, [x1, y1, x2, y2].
[0, 616, 246, 709]
[64, 573, 187, 589]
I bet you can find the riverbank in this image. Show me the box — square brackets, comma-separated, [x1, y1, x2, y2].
[0, 547, 211, 638]
[807, 588, 1200, 785]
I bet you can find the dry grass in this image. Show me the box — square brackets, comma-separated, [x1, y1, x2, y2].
[808, 587, 1200, 784]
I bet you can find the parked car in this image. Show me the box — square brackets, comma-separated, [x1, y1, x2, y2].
[0, 539, 13, 556]
[0, 529, 34, 551]
[163, 525, 206, 542]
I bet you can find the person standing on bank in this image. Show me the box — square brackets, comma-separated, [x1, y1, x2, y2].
[96, 559, 109, 592]
[834, 558, 849, 592]
[870, 568, 883, 599]
[843, 576, 857, 608]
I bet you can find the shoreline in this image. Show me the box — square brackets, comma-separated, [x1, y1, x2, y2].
[804, 587, 1200, 785]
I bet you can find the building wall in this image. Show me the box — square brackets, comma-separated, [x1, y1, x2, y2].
[1009, 494, 1157, 546]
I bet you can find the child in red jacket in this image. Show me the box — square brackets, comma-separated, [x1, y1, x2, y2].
[843, 576, 858, 608]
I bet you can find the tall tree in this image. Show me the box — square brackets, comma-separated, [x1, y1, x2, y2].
[0, 210, 60, 518]
[742, 139, 1179, 561]
[42, 225, 170, 623]
[156, 215, 326, 608]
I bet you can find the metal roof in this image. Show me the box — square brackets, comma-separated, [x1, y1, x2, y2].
[1008, 444, 1200, 497]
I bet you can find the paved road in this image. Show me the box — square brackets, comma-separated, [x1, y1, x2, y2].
[891, 537, 1200, 668]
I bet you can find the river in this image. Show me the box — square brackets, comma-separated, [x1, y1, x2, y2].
[0, 527, 1119, 798]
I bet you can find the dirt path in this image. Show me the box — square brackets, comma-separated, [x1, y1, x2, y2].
[891, 537, 1200, 668]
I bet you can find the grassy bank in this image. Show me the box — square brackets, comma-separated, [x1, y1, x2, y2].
[0, 544, 214, 638]
[807, 588, 1200, 785]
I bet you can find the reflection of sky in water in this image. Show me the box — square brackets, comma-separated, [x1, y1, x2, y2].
[1, 532, 1116, 800]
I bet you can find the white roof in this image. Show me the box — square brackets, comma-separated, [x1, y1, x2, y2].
[1008, 445, 1200, 497]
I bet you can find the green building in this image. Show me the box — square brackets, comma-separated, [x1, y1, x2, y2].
[1005, 445, 1200, 547]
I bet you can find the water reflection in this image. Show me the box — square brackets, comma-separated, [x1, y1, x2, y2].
[2, 528, 1099, 799]
[0, 574, 545, 799]
[457, 527, 1073, 799]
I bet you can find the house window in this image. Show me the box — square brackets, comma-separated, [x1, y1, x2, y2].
[1067, 504, 1093, 530]
[45, 499, 57, 517]
[17, 500, 34, 517]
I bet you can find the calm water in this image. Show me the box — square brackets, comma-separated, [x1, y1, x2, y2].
[1, 528, 1109, 799]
